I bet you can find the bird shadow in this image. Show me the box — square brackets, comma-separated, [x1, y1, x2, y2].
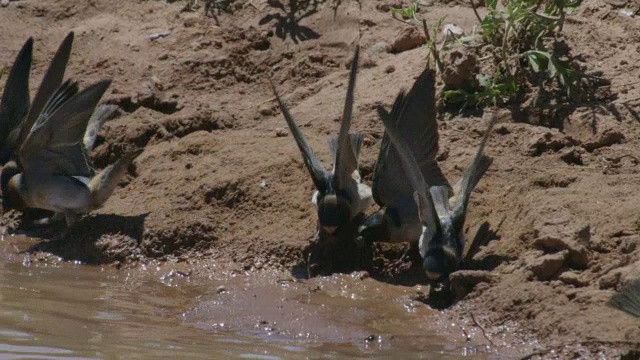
[24, 213, 149, 265]
[259, 0, 322, 44]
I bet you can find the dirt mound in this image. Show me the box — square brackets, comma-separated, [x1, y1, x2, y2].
[2, 0, 640, 357]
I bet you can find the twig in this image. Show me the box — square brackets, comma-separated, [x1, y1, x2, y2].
[422, 19, 444, 74]
[470, 312, 495, 347]
[470, 0, 482, 23]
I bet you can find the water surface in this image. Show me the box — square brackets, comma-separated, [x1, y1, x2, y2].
[0, 235, 495, 359]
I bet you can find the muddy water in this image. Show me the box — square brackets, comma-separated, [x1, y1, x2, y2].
[0, 235, 493, 359]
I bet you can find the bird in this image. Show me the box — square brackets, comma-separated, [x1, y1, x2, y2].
[0, 32, 122, 226]
[2, 78, 142, 227]
[374, 68, 496, 280]
[270, 46, 373, 236]
[0, 36, 33, 165]
[358, 68, 450, 247]
[609, 279, 640, 318]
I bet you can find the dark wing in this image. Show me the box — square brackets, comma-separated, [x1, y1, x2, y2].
[0, 37, 33, 162]
[332, 45, 360, 193]
[84, 104, 118, 151]
[373, 68, 449, 217]
[450, 115, 496, 230]
[20, 79, 112, 178]
[16, 32, 74, 154]
[609, 279, 640, 318]
[377, 98, 436, 240]
[270, 80, 330, 193]
[328, 132, 363, 171]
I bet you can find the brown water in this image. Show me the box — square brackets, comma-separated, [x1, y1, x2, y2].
[0, 235, 498, 359]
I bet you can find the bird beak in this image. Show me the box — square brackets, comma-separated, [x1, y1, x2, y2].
[322, 225, 338, 235]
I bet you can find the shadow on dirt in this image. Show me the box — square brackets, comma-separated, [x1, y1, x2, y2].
[25, 213, 149, 265]
[259, 0, 321, 44]
[290, 216, 504, 310]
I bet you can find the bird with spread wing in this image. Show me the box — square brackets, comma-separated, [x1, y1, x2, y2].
[0, 32, 140, 227]
[362, 66, 495, 280]
[270, 46, 373, 237]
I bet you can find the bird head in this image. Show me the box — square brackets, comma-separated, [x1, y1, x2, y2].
[420, 220, 464, 281]
[316, 193, 352, 236]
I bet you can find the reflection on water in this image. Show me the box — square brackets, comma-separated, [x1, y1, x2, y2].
[0, 236, 491, 359]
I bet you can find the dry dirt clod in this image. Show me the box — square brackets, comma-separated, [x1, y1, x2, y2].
[259, 105, 275, 116]
[526, 250, 569, 281]
[391, 26, 426, 54]
[275, 128, 288, 137]
[384, 65, 396, 74]
[441, 48, 479, 89]
[533, 235, 590, 269]
[558, 270, 590, 287]
[450, 270, 495, 300]
[369, 41, 391, 54]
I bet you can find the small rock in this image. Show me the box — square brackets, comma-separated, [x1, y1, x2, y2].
[384, 65, 396, 74]
[450, 270, 495, 300]
[560, 147, 585, 165]
[599, 270, 621, 290]
[149, 30, 171, 41]
[442, 24, 464, 37]
[533, 235, 590, 269]
[351, 271, 370, 280]
[441, 49, 478, 88]
[216, 286, 227, 294]
[369, 41, 391, 54]
[583, 129, 624, 151]
[526, 250, 568, 280]
[558, 271, 590, 287]
[1, 0, 9, 7]
[391, 26, 426, 53]
[275, 128, 288, 137]
[259, 105, 275, 116]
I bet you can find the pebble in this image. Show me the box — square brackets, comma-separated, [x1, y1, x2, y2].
[391, 26, 426, 53]
[216, 285, 227, 294]
[369, 41, 391, 54]
[0, 0, 9, 7]
[384, 65, 396, 74]
[259, 105, 275, 116]
[526, 250, 568, 281]
[275, 128, 288, 137]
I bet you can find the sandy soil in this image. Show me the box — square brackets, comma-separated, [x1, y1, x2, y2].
[1, 0, 640, 358]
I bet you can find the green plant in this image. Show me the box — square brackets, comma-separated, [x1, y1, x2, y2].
[391, 0, 420, 21]
[388, 0, 583, 110]
[449, 0, 582, 108]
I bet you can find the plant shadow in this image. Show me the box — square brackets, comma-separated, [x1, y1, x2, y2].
[259, 0, 322, 44]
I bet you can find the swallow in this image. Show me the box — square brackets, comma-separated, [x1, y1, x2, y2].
[0, 37, 33, 165]
[1, 77, 142, 227]
[270, 46, 373, 236]
[609, 279, 640, 318]
[359, 68, 450, 247]
[375, 72, 496, 280]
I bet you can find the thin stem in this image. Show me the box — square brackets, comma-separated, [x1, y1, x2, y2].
[470, 0, 483, 23]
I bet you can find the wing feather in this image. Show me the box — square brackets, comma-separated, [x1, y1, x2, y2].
[20, 79, 111, 178]
[0, 37, 33, 160]
[270, 80, 330, 193]
[16, 32, 74, 152]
